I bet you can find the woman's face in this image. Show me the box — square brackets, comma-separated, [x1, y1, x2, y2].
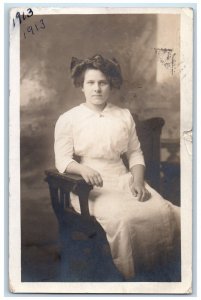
[82, 69, 111, 108]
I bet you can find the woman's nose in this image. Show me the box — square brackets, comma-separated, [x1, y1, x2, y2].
[94, 83, 101, 92]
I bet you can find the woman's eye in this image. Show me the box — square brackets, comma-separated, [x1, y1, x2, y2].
[86, 81, 108, 86]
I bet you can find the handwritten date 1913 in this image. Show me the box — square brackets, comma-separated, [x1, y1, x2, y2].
[13, 8, 33, 27]
[23, 19, 46, 39]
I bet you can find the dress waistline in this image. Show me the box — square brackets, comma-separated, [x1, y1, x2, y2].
[80, 157, 128, 177]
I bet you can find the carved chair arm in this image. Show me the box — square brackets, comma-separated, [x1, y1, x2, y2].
[44, 169, 93, 219]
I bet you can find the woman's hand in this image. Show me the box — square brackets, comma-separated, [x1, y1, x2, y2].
[129, 164, 151, 202]
[65, 161, 103, 187]
[80, 165, 103, 187]
[129, 180, 151, 202]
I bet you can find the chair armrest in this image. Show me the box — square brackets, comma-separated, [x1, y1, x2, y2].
[45, 168, 86, 184]
[45, 169, 93, 218]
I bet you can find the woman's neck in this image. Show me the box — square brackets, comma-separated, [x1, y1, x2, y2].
[84, 102, 107, 112]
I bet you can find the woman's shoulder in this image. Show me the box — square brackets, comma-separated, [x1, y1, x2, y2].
[108, 103, 135, 129]
[108, 103, 132, 117]
[55, 104, 83, 128]
[57, 104, 83, 120]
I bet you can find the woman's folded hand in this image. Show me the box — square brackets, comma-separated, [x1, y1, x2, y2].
[129, 180, 151, 202]
[80, 165, 103, 187]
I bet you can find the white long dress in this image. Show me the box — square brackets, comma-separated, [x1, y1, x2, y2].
[54, 102, 180, 279]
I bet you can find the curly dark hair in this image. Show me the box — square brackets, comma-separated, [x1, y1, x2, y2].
[70, 54, 123, 89]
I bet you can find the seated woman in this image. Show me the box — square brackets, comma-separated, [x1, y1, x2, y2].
[54, 54, 180, 280]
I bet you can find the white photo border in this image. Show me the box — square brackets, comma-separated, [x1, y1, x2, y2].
[8, 5, 193, 295]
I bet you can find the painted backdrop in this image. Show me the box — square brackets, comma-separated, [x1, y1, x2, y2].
[20, 13, 180, 281]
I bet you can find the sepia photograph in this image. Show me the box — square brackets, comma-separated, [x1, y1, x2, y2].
[9, 6, 193, 294]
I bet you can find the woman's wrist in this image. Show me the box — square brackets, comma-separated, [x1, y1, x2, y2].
[133, 178, 144, 186]
[66, 160, 83, 176]
[130, 164, 145, 185]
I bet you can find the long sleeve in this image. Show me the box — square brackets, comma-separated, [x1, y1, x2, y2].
[54, 112, 75, 173]
[126, 110, 145, 169]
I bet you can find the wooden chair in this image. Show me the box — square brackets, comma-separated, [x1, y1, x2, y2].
[44, 115, 165, 281]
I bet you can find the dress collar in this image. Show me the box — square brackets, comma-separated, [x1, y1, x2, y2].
[80, 102, 112, 116]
